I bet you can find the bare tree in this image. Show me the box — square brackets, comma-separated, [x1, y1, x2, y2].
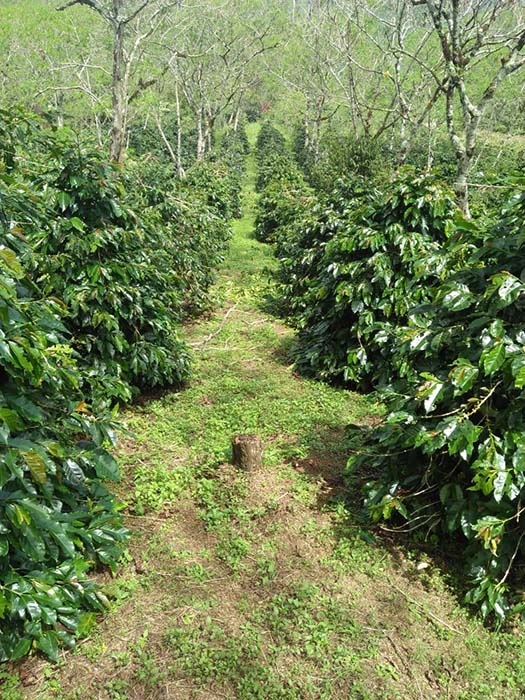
[57, 0, 180, 164]
[409, 0, 525, 215]
[324, 1, 437, 148]
[174, 1, 277, 161]
[275, 1, 437, 162]
[325, 0, 525, 214]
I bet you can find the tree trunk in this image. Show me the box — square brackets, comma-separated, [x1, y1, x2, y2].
[232, 435, 263, 472]
[313, 99, 324, 162]
[156, 112, 178, 165]
[446, 85, 472, 218]
[455, 159, 471, 218]
[110, 20, 127, 165]
[196, 106, 205, 160]
[55, 91, 64, 128]
[175, 80, 184, 178]
[205, 113, 214, 153]
[233, 107, 240, 131]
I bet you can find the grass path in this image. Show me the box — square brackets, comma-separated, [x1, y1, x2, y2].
[11, 128, 525, 700]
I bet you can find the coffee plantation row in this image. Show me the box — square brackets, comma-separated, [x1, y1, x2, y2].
[0, 108, 247, 661]
[256, 122, 525, 622]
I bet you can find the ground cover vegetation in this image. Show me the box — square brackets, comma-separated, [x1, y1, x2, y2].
[3, 0, 525, 691]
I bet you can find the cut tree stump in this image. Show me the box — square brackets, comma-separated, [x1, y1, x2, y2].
[232, 434, 263, 472]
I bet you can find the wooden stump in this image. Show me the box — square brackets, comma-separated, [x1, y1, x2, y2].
[232, 434, 263, 472]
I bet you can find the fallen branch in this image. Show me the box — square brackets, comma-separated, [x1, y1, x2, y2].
[388, 580, 463, 635]
[189, 304, 239, 347]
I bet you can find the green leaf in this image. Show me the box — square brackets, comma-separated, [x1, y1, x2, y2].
[442, 284, 474, 311]
[22, 451, 47, 484]
[10, 637, 32, 661]
[424, 381, 444, 413]
[93, 450, 120, 482]
[0, 408, 25, 431]
[0, 247, 23, 277]
[36, 631, 59, 662]
[493, 470, 508, 503]
[69, 217, 85, 232]
[6, 503, 31, 527]
[496, 274, 523, 304]
[449, 361, 478, 393]
[481, 343, 506, 375]
[0, 424, 9, 445]
[512, 354, 525, 389]
[63, 459, 85, 485]
[76, 612, 97, 638]
[56, 191, 72, 212]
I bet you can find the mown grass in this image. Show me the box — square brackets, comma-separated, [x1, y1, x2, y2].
[6, 125, 525, 700]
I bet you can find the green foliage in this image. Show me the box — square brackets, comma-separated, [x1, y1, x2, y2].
[255, 178, 315, 244]
[166, 582, 366, 700]
[275, 171, 459, 386]
[0, 107, 234, 662]
[349, 183, 525, 620]
[244, 101, 262, 123]
[128, 119, 199, 170]
[294, 129, 393, 193]
[255, 152, 300, 193]
[291, 123, 311, 172]
[129, 159, 232, 318]
[254, 158, 314, 243]
[255, 122, 286, 165]
[219, 126, 250, 165]
[0, 236, 128, 662]
[184, 158, 242, 219]
[269, 163, 525, 615]
[26, 144, 191, 401]
[406, 133, 525, 214]
[1, 109, 234, 401]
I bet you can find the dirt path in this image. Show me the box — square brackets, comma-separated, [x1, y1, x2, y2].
[13, 130, 525, 700]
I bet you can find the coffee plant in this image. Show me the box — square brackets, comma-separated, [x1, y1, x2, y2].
[349, 182, 525, 620]
[255, 122, 286, 166]
[0, 234, 128, 661]
[26, 144, 191, 401]
[255, 156, 314, 243]
[275, 171, 460, 387]
[184, 159, 242, 219]
[267, 158, 525, 617]
[0, 107, 236, 661]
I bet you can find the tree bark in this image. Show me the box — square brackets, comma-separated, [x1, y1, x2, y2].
[232, 435, 263, 472]
[196, 106, 205, 160]
[110, 19, 126, 164]
[175, 78, 184, 177]
[205, 111, 214, 153]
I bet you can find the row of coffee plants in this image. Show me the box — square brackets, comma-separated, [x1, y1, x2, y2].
[352, 186, 525, 621]
[274, 172, 463, 386]
[291, 123, 525, 214]
[253, 123, 316, 245]
[0, 108, 242, 659]
[256, 131, 525, 620]
[0, 230, 128, 661]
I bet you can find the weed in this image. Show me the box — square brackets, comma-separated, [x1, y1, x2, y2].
[132, 463, 192, 513]
[105, 678, 129, 700]
[129, 631, 167, 690]
[0, 671, 24, 700]
[181, 562, 213, 583]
